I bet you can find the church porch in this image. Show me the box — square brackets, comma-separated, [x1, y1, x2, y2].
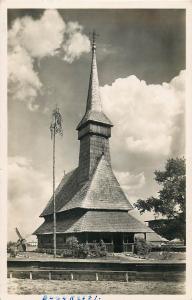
[37, 232, 147, 253]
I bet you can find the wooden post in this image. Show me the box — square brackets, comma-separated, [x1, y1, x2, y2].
[111, 234, 114, 244]
[49, 272, 51, 280]
[29, 272, 32, 280]
[122, 233, 125, 252]
[111, 235, 114, 253]
[133, 233, 136, 253]
[51, 108, 63, 258]
[53, 124, 57, 258]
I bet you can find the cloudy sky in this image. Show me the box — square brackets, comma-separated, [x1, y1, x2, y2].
[8, 9, 185, 241]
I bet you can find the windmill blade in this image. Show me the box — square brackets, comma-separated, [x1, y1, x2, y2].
[15, 227, 23, 240]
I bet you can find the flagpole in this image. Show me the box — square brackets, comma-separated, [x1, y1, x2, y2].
[53, 117, 56, 258]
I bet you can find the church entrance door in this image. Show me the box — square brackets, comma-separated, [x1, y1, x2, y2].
[113, 233, 123, 253]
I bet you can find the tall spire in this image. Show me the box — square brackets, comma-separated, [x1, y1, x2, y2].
[86, 30, 102, 112]
[76, 31, 112, 131]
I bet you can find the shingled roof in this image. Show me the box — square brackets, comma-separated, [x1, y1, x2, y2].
[35, 211, 153, 235]
[146, 232, 168, 243]
[40, 155, 133, 217]
[77, 110, 112, 130]
[40, 168, 79, 217]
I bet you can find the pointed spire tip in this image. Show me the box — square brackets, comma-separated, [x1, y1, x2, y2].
[90, 30, 99, 51]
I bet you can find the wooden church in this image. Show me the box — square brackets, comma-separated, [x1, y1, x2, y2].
[34, 33, 154, 253]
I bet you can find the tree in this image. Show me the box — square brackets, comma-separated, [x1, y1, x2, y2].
[134, 157, 186, 244]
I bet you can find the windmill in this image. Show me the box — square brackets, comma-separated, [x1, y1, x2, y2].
[15, 227, 27, 252]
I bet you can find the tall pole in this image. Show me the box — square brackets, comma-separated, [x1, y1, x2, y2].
[53, 120, 56, 258]
[50, 107, 63, 258]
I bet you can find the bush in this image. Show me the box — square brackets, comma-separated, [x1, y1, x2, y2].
[47, 236, 108, 259]
[9, 246, 18, 257]
[160, 243, 172, 260]
[37, 248, 47, 254]
[62, 248, 73, 257]
[7, 241, 18, 257]
[89, 240, 100, 257]
[77, 243, 89, 258]
[7, 241, 17, 253]
[98, 239, 107, 257]
[89, 240, 107, 257]
[134, 238, 151, 258]
[64, 236, 90, 258]
[66, 236, 79, 257]
[66, 236, 78, 247]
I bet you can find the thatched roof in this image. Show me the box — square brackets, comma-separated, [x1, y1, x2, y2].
[34, 211, 153, 235]
[40, 156, 133, 217]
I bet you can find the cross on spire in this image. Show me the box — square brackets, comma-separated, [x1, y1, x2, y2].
[89, 30, 99, 50]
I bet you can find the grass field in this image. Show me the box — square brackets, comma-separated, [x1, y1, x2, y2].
[8, 278, 185, 295]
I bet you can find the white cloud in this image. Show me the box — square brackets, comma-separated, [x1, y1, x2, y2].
[8, 10, 90, 111]
[101, 70, 185, 159]
[8, 46, 42, 111]
[8, 10, 65, 59]
[125, 135, 172, 156]
[63, 21, 90, 63]
[63, 32, 90, 63]
[115, 171, 145, 193]
[8, 156, 52, 241]
[114, 170, 153, 222]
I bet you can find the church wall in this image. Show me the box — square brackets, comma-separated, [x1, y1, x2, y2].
[89, 134, 111, 169]
[78, 133, 111, 183]
[78, 134, 90, 182]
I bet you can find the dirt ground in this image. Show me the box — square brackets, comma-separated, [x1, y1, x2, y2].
[8, 278, 185, 295]
[8, 251, 186, 262]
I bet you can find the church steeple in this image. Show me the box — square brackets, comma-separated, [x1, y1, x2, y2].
[77, 32, 113, 183]
[76, 31, 112, 132]
[85, 31, 102, 112]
